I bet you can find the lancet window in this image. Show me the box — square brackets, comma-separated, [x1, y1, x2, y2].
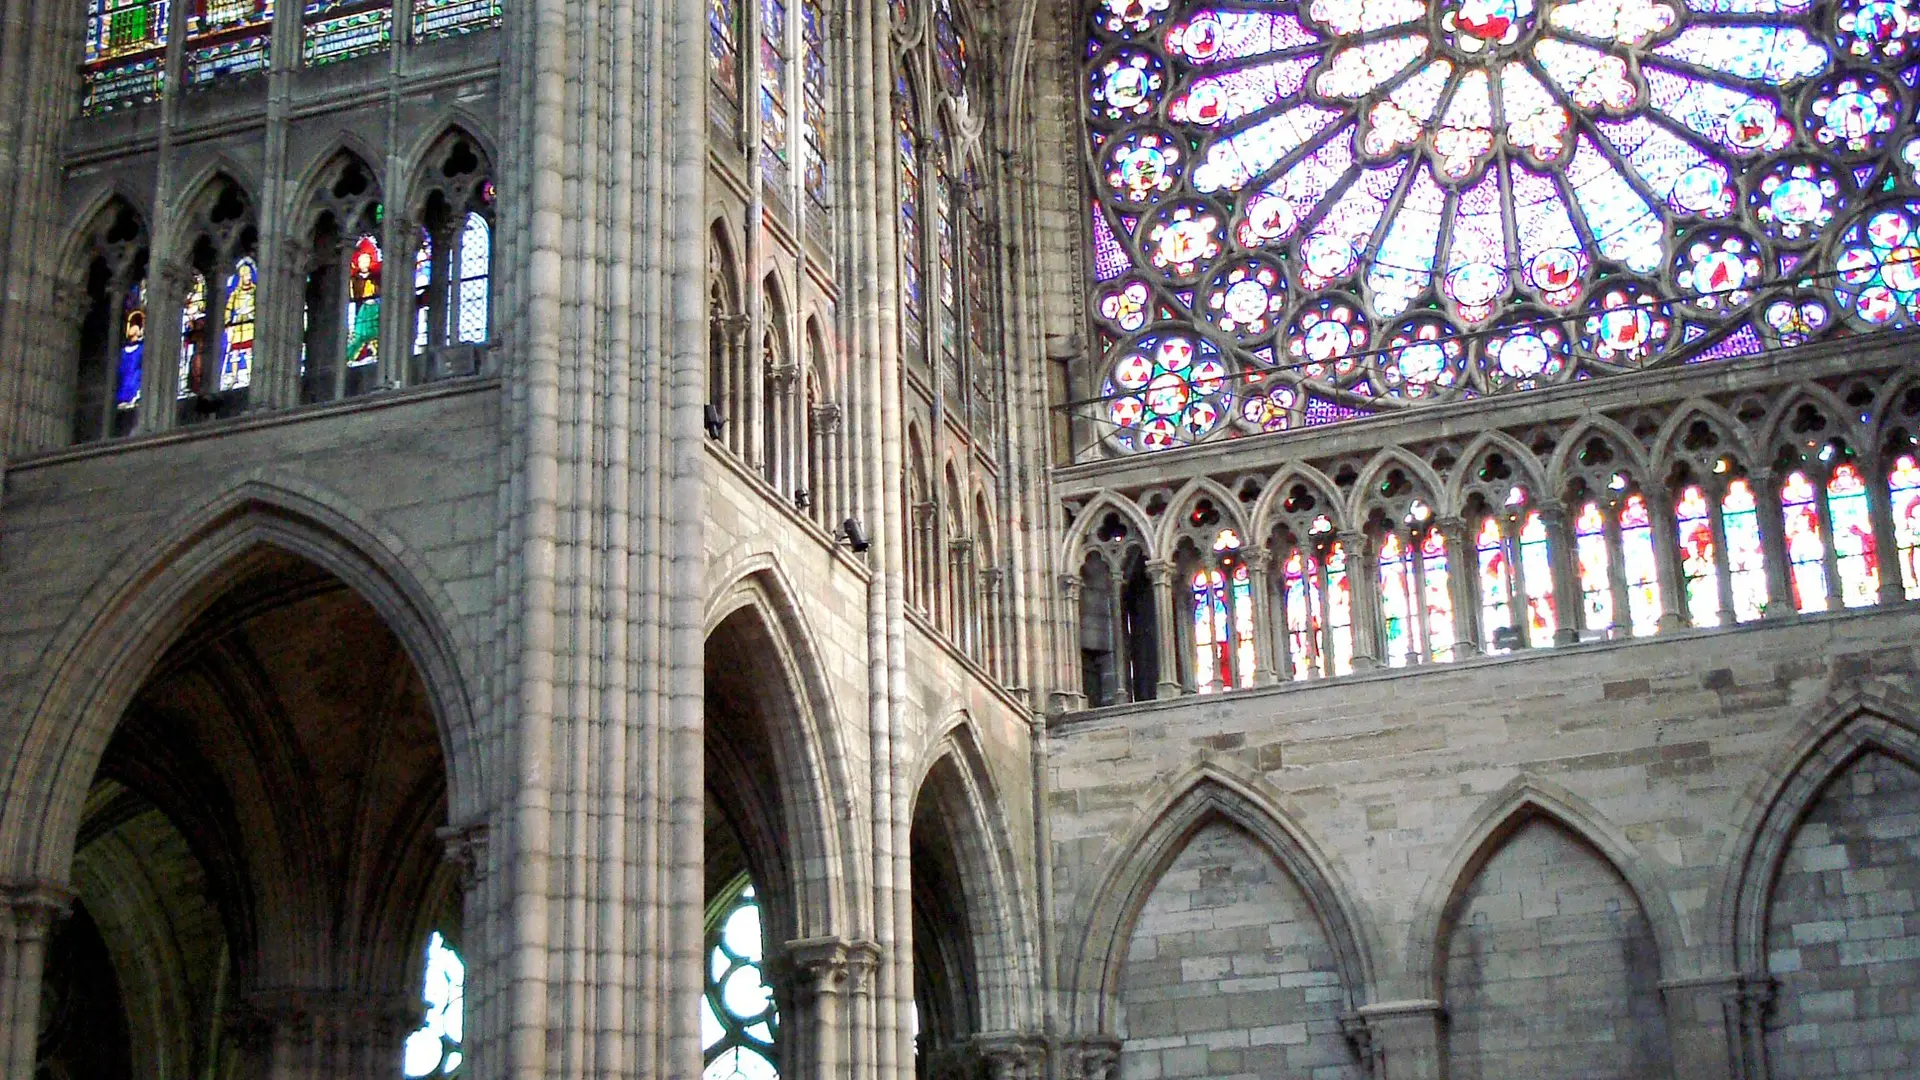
[1077, 512, 1159, 706]
[71, 201, 150, 444]
[702, 879, 779, 1080]
[402, 932, 465, 1078]
[1267, 484, 1353, 681]
[301, 154, 387, 404]
[410, 135, 495, 377]
[1078, 0, 1920, 457]
[175, 178, 260, 422]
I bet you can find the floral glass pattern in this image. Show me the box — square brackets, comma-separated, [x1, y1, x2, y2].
[1083, 0, 1920, 453]
[703, 883, 779, 1080]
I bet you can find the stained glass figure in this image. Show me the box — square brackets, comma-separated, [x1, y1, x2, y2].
[1475, 516, 1515, 652]
[347, 235, 382, 367]
[898, 78, 924, 345]
[1621, 492, 1663, 635]
[456, 213, 490, 343]
[762, 0, 791, 187]
[117, 281, 147, 412]
[1676, 484, 1722, 627]
[703, 883, 778, 1080]
[302, 0, 391, 65]
[1781, 470, 1830, 611]
[185, 0, 272, 85]
[219, 257, 257, 391]
[1518, 510, 1556, 645]
[1191, 530, 1255, 691]
[415, 228, 434, 355]
[1891, 453, 1920, 597]
[179, 271, 209, 398]
[1421, 527, 1457, 661]
[1723, 477, 1768, 621]
[1827, 461, 1879, 606]
[1282, 545, 1328, 678]
[1080, 0, 1920, 454]
[1378, 532, 1420, 666]
[1323, 540, 1355, 675]
[1575, 501, 1614, 633]
[402, 933, 464, 1078]
[711, 0, 741, 105]
[84, 0, 168, 112]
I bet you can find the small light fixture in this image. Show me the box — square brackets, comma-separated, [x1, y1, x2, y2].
[794, 489, 812, 510]
[704, 403, 726, 440]
[839, 517, 871, 553]
[1491, 625, 1522, 652]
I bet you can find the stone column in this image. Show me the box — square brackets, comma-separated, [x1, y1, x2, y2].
[230, 989, 418, 1080]
[1053, 572, 1086, 713]
[259, 238, 312, 410]
[47, 279, 91, 442]
[781, 937, 855, 1080]
[1752, 471, 1797, 619]
[1812, 472, 1847, 612]
[1538, 502, 1582, 646]
[972, 1032, 1047, 1080]
[0, 881, 72, 1080]
[1062, 1035, 1121, 1080]
[144, 258, 196, 433]
[1868, 455, 1907, 605]
[983, 565, 1006, 680]
[812, 399, 842, 523]
[1646, 486, 1692, 632]
[1147, 559, 1182, 698]
[1341, 530, 1381, 671]
[1601, 502, 1633, 636]
[1244, 547, 1280, 684]
[1437, 517, 1481, 659]
[1347, 999, 1443, 1080]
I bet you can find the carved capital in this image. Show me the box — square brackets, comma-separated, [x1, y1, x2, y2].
[51, 280, 94, 328]
[710, 311, 750, 344]
[972, 1032, 1049, 1080]
[840, 939, 883, 992]
[1145, 559, 1175, 587]
[812, 400, 843, 432]
[949, 536, 975, 556]
[780, 936, 853, 998]
[912, 500, 938, 526]
[768, 362, 799, 391]
[1242, 546, 1271, 573]
[1, 879, 75, 938]
[983, 565, 1006, 591]
[436, 821, 490, 891]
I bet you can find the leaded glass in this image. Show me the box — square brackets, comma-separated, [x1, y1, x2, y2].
[1575, 500, 1614, 632]
[898, 77, 924, 344]
[711, 0, 742, 103]
[219, 257, 257, 391]
[303, 0, 391, 65]
[85, 0, 168, 112]
[456, 213, 490, 344]
[762, 0, 791, 186]
[1620, 492, 1663, 634]
[1518, 510, 1556, 645]
[1828, 461, 1880, 605]
[1677, 484, 1722, 626]
[1282, 546, 1328, 678]
[1891, 453, 1920, 596]
[1782, 469, 1831, 610]
[1475, 516, 1514, 651]
[1723, 477, 1769, 620]
[412, 0, 498, 42]
[347, 235, 382, 367]
[1191, 529, 1255, 690]
[117, 281, 147, 411]
[703, 883, 778, 1080]
[803, 0, 830, 208]
[185, 0, 272, 85]
[179, 271, 208, 398]
[415, 229, 434, 355]
[1083, 0, 1920, 453]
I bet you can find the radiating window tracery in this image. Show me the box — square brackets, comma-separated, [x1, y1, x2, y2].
[1081, 0, 1920, 454]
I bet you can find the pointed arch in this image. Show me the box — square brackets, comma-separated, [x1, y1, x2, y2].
[1348, 445, 1447, 524]
[909, 715, 1040, 1034]
[1406, 775, 1683, 995]
[704, 555, 864, 940]
[59, 192, 149, 284]
[1651, 399, 1757, 478]
[1718, 681, 1920, 972]
[1154, 476, 1248, 556]
[1547, 415, 1654, 492]
[1062, 492, 1156, 566]
[1249, 463, 1349, 540]
[1444, 430, 1549, 515]
[166, 157, 259, 231]
[1065, 758, 1375, 1033]
[400, 113, 500, 191]
[0, 475, 484, 883]
[1759, 382, 1867, 460]
[285, 140, 386, 229]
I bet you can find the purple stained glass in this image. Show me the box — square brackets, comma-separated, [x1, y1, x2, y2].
[1091, 204, 1129, 281]
[1688, 321, 1765, 362]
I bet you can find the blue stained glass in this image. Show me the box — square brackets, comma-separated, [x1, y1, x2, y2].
[116, 281, 147, 409]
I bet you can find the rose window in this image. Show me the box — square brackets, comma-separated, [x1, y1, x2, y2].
[1084, 0, 1920, 453]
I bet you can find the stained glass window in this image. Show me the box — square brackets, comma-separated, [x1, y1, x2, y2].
[1082, 0, 1920, 454]
[1620, 492, 1663, 636]
[936, 160, 961, 407]
[415, 228, 434, 355]
[898, 78, 924, 344]
[1891, 454, 1920, 597]
[179, 271, 209, 399]
[412, 0, 498, 42]
[762, 0, 790, 188]
[802, 0, 830, 208]
[1379, 532, 1420, 665]
[711, 0, 741, 106]
[1723, 478, 1768, 621]
[1825, 461, 1879, 606]
[117, 281, 147, 413]
[1575, 501, 1614, 633]
[1475, 516, 1515, 651]
[347, 235, 383, 367]
[1676, 484, 1722, 627]
[1379, 504, 1455, 665]
[185, 0, 272, 85]
[219, 257, 257, 391]
[1282, 546, 1326, 678]
[84, 0, 168, 112]
[703, 883, 779, 1080]
[456, 213, 491, 343]
[1782, 470, 1831, 611]
[303, 0, 391, 65]
[1191, 529, 1255, 690]
[402, 933, 464, 1078]
[1518, 510, 1556, 645]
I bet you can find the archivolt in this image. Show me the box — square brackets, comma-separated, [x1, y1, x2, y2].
[1063, 757, 1375, 1032]
[0, 475, 483, 883]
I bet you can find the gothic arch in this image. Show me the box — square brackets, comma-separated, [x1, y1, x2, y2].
[1758, 382, 1866, 460]
[1546, 415, 1654, 491]
[1347, 445, 1447, 525]
[165, 171, 257, 257]
[704, 556, 864, 938]
[285, 139, 386, 228]
[1062, 492, 1156, 567]
[166, 157, 259, 233]
[909, 715, 1039, 1034]
[58, 191, 149, 285]
[1249, 463, 1351, 539]
[1405, 775, 1684, 995]
[0, 475, 485, 883]
[400, 114, 500, 191]
[1718, 681, 1920, 973]
[1870, 368, 1920, 446]
[1650, 399, 1758, 479]
[1443, 431, 1549, 514]
[1153, 476, 1248, 556]
[1065, 758, 1375, 1033]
